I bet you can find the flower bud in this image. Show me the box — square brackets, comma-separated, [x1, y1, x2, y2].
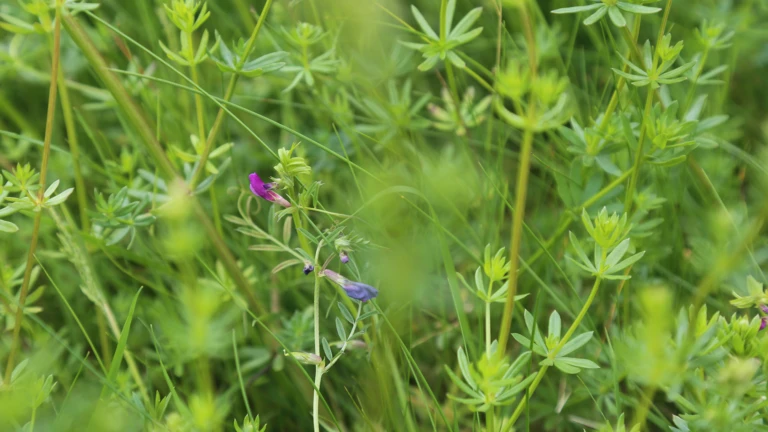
[284, 351, 324, 366]
[582, 207, 630, 250]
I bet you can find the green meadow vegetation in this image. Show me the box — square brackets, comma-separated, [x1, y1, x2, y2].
[1, 0, 768, 430]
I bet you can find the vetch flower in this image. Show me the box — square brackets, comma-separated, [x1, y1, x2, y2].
[322, 269, 378, 302]
[339, 251, 349, 264]
[303, 261, 315, 275]
[249, 173, 291, 207]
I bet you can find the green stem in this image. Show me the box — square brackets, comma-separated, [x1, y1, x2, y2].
[233, 0, 256, 30]
[485, 279, 493, 358]
[187, 31, 207, 143]
[312, 243, 323, 432]
[497, 0, 538, 355]
[505, 277, 603, 428]
[682, 47, 709, 113]
[497, 125, 534, 353]
[632, 385, 657, 430]
[463, 65, 495, 93]
[619, 24, 644, 65]
[4, 2, 62, 384]
[624, 0, 674, 212]
[439, 0, 448, 41]
[63, 13, 267, 320]
[623, 83, 655, 211]
[57, 67, 89, 230]
[294, 211, 315, 256]
[485, 301, 492, 357]
[189, 0, 274, 188]
[589, 18, 641, 150]
[487, 407, 495, 432]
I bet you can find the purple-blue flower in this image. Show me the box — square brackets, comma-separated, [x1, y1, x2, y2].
[249, 173, 291, 207]
[340, 251, 349, 264]
[303, 262, 315, 275]
[322, 269, 378, 302]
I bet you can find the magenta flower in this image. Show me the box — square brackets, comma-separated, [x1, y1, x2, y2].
[249, 173, 291, 207]
[322, 269, 378, 302]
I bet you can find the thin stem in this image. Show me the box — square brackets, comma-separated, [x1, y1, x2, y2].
[485, 279, 493, 358]
[487, 407, 495, 432]
[312, 241, 324, 432]
[485, 301, 492, 358]
[4, 2, 62, 384]
[57, 67, 88, 230]
[505, 277, 603, 428]
[619, 24, 643, 65]
[632, 385, 657, 430]
[312, 366, 322, 432]
[497, 126, 534, 353]
[623, 0, 674, 212]
[589, 18, 641, 149]
[189, 0, 274, 188]
[187, 31, 207, 143]
[682, 47, 709, 113]
[445, 62, 461, 111]
[64, 13, 267, 320]
[439, 0, 448, 41]
[463, 65, 495, 93]
[623, 83, 655, 211]
[497, 0, 538, 355]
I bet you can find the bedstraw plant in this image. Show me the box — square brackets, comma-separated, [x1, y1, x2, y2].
[0, 0, 767, 430]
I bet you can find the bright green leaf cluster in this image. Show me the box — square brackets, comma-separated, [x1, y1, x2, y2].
[428, 87, 491, 136]
[730, 276, 768, 309]
[512, 310, 599, 374]
[445, 344, 534, 411]
[401, 0, 483, 71]
[272, 144, 312, 190]
[613, 35, 695, 89]
[210, 34, 288, 78]
[552, 0, 661, 28]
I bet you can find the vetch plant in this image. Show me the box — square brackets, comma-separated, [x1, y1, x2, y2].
[1, 0, 767, 430]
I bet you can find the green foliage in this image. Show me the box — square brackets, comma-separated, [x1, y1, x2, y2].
[0, 0, 767, 430]
[513, 310, 598, 374]
[553, 1, 661, 28]
[402, 0, 483, 70]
